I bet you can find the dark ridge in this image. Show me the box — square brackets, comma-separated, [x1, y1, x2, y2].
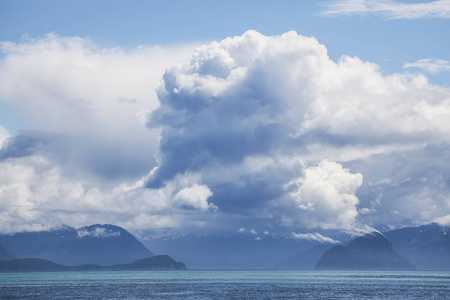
[0, 258, 67, 271]
[112, 255, 187, 270]
[0, 255, 186, 272]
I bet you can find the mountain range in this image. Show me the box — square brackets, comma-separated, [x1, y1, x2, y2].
[139, 223, 449, 270]
[0, 223, 448, 270]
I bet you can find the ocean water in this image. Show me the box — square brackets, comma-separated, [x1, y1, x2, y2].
[0, 270, 448, 299]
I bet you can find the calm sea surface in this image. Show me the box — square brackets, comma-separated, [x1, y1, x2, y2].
[0, 270, 448, 299]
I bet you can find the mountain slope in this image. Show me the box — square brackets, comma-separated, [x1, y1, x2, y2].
[0, 224, 153, 266]
[274, 244, 335, 269]
[383, 223, 450, 270]
[315, 232, 415, 270]
[0, 243, 17, 260]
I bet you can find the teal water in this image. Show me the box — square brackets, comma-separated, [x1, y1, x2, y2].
[0, 270, 449, 299]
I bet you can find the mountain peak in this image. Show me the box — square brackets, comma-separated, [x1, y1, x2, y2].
[347, 232, 391, 252]
[315, 231, 415, 270]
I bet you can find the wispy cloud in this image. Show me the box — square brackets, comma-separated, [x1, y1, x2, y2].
[292, 232, 339, 244]
[77, 227, 121, 239]
[404, 58, 450, 74]
[321, 0, 450, 19]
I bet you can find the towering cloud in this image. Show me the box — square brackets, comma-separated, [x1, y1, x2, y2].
[146, 30, 450, 231]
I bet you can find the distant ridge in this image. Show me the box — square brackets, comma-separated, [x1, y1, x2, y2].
[140, 231, 331, 269]
[274, 244, 335, 269]
[383, 223, 450, 270]
[0, 255, 186, 272]
[315, 232, 415, 270]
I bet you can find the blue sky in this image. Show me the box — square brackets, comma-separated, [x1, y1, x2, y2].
[1, 1, 449, 73]
[0, 0, 449, 236]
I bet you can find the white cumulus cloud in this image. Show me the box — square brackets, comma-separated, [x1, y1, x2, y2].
[0, 34, 196, 183]
[173, 183, 215, 211]
[290, 160, 363, 230]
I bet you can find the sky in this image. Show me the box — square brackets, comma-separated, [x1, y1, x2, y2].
[0, 0, 449, 237]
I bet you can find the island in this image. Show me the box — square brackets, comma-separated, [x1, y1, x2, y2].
[0, 255, 186, 272]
